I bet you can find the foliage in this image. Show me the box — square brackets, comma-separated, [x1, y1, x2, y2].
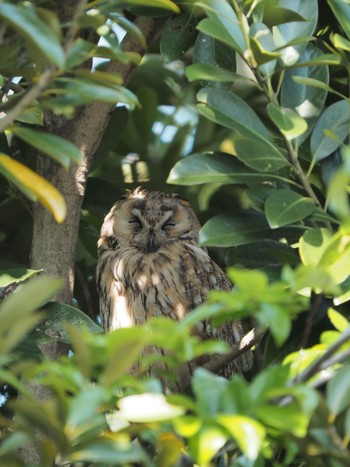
[1, 0, 350, 465]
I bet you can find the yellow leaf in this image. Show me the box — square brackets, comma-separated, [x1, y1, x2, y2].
[0, 153, 66, 222]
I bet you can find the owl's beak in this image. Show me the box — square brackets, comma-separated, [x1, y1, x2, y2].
[146, 231, 160, 252]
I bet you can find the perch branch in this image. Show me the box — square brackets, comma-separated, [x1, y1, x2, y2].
[174, 327, 266, 390]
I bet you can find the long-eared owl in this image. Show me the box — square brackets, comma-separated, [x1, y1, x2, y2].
[96, 188, 251, 374]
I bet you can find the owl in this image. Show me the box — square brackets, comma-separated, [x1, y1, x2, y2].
[96, 188, 251, 375]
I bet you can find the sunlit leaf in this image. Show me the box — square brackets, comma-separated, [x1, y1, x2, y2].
[0, 153, 66, 223]
[118, 393, 185, 422]
[217, 415, 265, 460]
[272, 0, 318, 66]
[0, 268, 42, 287]
[189, 425, 227, 466]
[328, 308, 349, 333]
[267, 103, 308, 140]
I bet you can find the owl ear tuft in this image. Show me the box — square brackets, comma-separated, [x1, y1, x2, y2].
[128, 186, 148, 199]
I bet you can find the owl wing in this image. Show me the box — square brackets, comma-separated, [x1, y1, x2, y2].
[182, 242, 252, 374]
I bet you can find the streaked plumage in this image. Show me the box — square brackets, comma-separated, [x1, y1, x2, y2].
[96, 188, 251, 375]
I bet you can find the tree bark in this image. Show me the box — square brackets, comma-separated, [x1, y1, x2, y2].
[30, 15, 167, 304]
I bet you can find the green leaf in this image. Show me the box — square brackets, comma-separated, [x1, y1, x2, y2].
[101, 328, 147, 385]
[250, 23, 280, 76]
[0, 4, 64, 68]
[0, 153, 67, 223]
[192, 368, 228, 417]
[328, 308, 349, 333]
[272, 0, 318, 66]
[10, 126, 81, 168]
[189, 425, 227, 466]
[299, 228, 333, 266]
[311, 100, 350, 164]
[197, 88, 270, 140]
[38, 302, 102, 343]
[160, 12, 197, 63]
[332, 33, 350, 52]
[167, 152, 292, 186]
[327, 0, 350, 41]
[267, 103, 308, 140]
[195, 0, 246, 55]
[193, 32, 237, 74]
[0, 268, 42, 287]
[232, 132, 290, 173]
[50, 78, 139, 108]
[199, 210, 271, 247]
[186, 64, 239, 83]
[124, 0, 180, 13]
[281, 44, 329, 145]
[260, 303, 291, 346]
[301, 228, 350, 285]
[327, 365, 350, 420]
[217, 415, 266, 460]
[265, 189, 315, 228]
[0, 276, 62, 355]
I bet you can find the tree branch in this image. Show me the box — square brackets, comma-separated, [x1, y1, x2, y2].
[174, 327, 265, 390]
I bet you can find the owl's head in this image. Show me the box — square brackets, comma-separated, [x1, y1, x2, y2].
[97, 188, 202, 254]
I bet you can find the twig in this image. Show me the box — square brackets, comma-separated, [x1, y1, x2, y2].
[294, 325, 350, 383]
[0, 68, 54, 134]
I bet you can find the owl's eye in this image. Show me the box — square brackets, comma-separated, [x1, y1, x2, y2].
[129, 218, 142, 230]
[162, 220, 175, 231]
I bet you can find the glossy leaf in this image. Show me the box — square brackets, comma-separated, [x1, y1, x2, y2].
[250, 23, 279, 76]
[265, 189, 315, 228]
[0, 153, 66, 223]
[38, 302, 102, 343]
[10, 126, 81, 168]
[193, 32, 237, 73]
[0, 4, 64, 68]
[327, 0, 350, 40]
[197, 88, 270, 140]
[311, 100, 350, 164]
[272, 0, 318, 66]
[217, 415, 266, 460]
[281, 44, 329, 145]
[160, 12, 197, 63]
[267, 103, 308, 140]
[167, 152, 291, 186]
[199, 210, 271, 247]
[327, 365, 350, 420]
[186, 64, 238, 83]
[196, 0, 246, 54]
